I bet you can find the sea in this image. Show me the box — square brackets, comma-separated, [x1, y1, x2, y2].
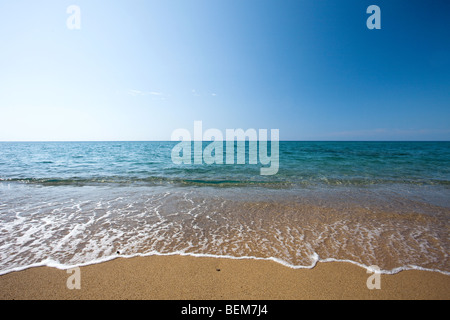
[0, 141, 449, 275]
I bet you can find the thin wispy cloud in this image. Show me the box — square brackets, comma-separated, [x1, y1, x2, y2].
[124, 89, 167, 102]
[323, 128, 450, 140]
[127, 89, 164, 97]
[329, 128, 388, 137]
[191, 90, 217, 97]
[127, 89, 144, 97]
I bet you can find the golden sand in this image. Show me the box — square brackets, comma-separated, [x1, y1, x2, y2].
[0, 255, 448, 300]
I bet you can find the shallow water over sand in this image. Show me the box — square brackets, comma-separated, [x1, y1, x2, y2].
[1, 183, 448, 275]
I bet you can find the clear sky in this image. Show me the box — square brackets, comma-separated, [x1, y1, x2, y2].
[0, 0, 449, 141]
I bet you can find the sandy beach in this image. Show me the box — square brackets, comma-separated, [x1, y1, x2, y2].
[0, 255, 448, 300]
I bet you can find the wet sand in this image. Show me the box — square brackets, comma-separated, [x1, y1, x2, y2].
[0, 255, 448, 300]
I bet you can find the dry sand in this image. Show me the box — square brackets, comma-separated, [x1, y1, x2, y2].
[0, 255, 448, 300]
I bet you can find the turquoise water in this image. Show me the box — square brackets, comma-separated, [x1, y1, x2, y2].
[1, 141, 449, 189]
[0, 141, 449, 274]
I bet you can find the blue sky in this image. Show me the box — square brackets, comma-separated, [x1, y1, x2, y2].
[0, 0, 449, 141]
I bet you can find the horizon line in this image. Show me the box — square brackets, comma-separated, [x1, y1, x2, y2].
[1, 140, 449, 143]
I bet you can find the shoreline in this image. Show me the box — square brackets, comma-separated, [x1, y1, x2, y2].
[0, 255, 449, 300]
[1, 251, 449, 277]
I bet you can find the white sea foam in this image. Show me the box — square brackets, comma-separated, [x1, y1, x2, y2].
[1, 250, 449, 277]
[1, 185, 449, 278]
